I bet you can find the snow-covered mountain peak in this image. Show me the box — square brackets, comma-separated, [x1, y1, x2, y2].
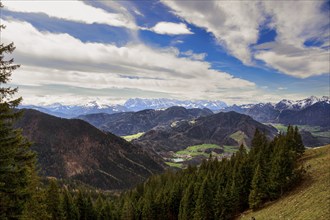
[124, 98, 227, 111]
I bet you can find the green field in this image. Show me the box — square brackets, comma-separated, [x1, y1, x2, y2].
[165, 162, 183, 168]
[164, 144, 240, 169]
[121, 132, 144, 141]
[269, 123, 330, 138]
[230, 130, 248, 146]
[238, 145, 330, 220]
[176, 144, 221, 156]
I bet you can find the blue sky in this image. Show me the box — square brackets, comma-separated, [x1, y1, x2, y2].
[1, 0, 329, 105]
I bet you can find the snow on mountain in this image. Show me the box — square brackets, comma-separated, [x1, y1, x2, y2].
[20, 98, 227, 118]
[19, 102, 128, 118]
[123, 98, 227, 111]
[275, 96, 329, 111]
[20, 96, 327, 119]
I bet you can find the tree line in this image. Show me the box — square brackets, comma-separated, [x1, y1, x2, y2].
[10, 126, 304, 220]
[1, 125, 306, 220]
[115, 127, 305, 220]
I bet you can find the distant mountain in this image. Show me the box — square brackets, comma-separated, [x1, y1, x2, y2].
[222, 96, 330, 126]
[77, 106, 213, 136]
[19, 98, 226, 118]
[20, 102, 127, 118]
[123, 98, 227, 111]
[275, 96, 329, 111]
[15, 109, 164, 190]
[279, 101, 330, 127]
[133, 111, 278, 153]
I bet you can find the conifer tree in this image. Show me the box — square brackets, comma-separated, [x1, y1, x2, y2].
[121, 197, 135, 220]
[46, 180, 63, 220]
[85, 195, 97, 220]
[0, 2, 37, 218]
[268, 136, 295, 199]
[214, 186, 225, 219]
[76, 191, 88, 220]
[62, 189, 78, 220]
[178, 183, 195, 220]
[193, 178, 213, 220]
[294, 126, 305, 156]
[94, 195, 105, 220]
[249, 164, 266, 210]
[141, 191, 157, 220]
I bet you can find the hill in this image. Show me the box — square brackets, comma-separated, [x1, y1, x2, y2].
[15, 109, 164, 190]
[77, 106, 213, 136]
[134, 111, 277, 153]
[238, 145, 330, 220]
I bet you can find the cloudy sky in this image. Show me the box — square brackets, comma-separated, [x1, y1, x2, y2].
[1, 0, 329, 105]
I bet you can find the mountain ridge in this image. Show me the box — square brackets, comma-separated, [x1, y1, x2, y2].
[20, 96, 328, 119]
[222, 96, 330, 126]
[19, 98, 227, 118]
[133, 111, 278, 153]
[76, 106, 213, 136]
[14, 109, 164, 190]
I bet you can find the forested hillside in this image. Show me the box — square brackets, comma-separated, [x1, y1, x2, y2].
[18, 126, 308, 220]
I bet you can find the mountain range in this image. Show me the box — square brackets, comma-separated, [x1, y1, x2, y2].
[124, 98, 227, 111]
[77, 106, 213, 136]
[222, 96, 330, 127]
[20, 96, 329, 123]
[14, 109, 164, 190]
[20, 98, 227, 118]
[14, 99, 329, 190]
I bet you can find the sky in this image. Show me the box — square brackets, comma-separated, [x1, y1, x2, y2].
[1, 0, 329, 105]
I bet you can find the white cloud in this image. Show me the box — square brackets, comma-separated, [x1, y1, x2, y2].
[161, 0, 330, 78]
[181, 50, 207, 61]
[3, 0, 137, 29]
[255, 43, 329, 78]
[148, 22, 193, 35]
[2, 19, 256, 105]
[161, 1, 263, 64]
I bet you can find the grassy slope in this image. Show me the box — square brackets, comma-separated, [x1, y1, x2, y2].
[121, 132, 144, 142]
[230, 130, 248, 146]
[270, 123, 330, 138]
[238, 145, 330, 220]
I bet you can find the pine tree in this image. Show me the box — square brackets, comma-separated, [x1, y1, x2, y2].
[62, 189, 78, 220]
[100, 199, 114, 220]
[141, 191, 157, 220]
[76, 191, 87, 220]
[268, 136, 295, 199]
[294, 126, 305, 156]
[85, 195, 97, 220]
[121, 197, 135, 220]
[193, 178, 213, 220]
[0, 2, 37, 218]
[46, 180, 63, 220]
[94, 195, 105, 220]
[22, 187, 50, 220]
[178, 183, 195, 220]
[248, 164, 266, 210]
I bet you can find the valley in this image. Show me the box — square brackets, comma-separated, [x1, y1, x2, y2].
[164, 144, 239, 168]
[15, 98, 330, 188]
[1, 1, 329, 219]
